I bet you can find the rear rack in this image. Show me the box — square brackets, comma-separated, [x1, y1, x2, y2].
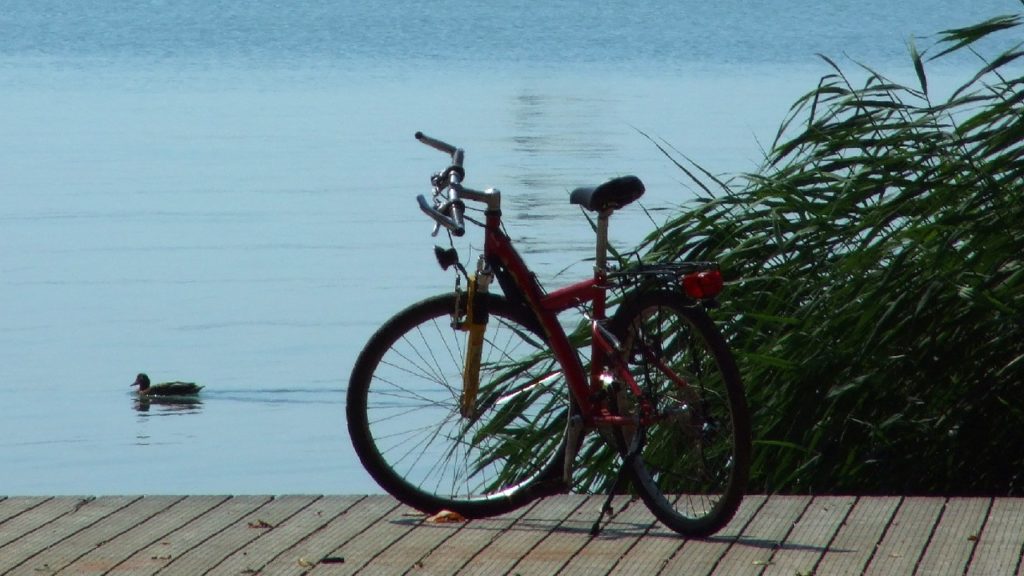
[608, 261, 719, 281]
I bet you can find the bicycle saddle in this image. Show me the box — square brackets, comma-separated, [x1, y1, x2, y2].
[570, 175, 645, 212]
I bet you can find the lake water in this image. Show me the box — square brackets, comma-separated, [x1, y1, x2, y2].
[1, 1, 1017, 494]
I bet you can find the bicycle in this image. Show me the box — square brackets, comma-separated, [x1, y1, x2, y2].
[346, 132, 751, 537]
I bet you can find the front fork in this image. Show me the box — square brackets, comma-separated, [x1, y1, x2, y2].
[459, 255, 492, 418]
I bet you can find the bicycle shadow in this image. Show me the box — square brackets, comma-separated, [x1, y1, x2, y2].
[390, 507, 852, 554]
[713, 536, 852, 553]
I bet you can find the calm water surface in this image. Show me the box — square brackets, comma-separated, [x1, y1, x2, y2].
[1, 0, 1016, 494]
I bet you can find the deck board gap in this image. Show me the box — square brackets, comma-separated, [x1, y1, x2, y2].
[198, 495, 323, 576]
[0, 497, 53, 529]
[152, 495, 274, 575]
[758, 494, 816, 575]
[400, 507, 481, 576]
[49, 495, 188, 575]
[3, 496, 143, 575]
[595, 497, 670, 576]
[698, 492, 771, 576]
[309, 498, 406, 573]
[244, 494, 359, 574]
[447, 498, 543, 575]
[909, 496, 949, 576]
[503, 494, 594, 576]
[859, 495, 906, 573]
[808, 495, 860, 576]
[959, 497, 993, 576]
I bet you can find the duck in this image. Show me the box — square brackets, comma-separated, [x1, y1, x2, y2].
[131, 373, 204, 396]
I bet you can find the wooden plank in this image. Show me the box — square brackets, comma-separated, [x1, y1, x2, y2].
[10, 495, 182, 575]
[110, 495, 273, 575]
[206, 496, 361, 576]
[559, 497, 662, 576]
[0, 497, 86, 548]
[509, 497, 606, 574]
[357, 514, 462, 574]
[305, 501, 425, 575]
[60, 495, 230, 576]
[458, 494, 590, 576]
[0, 495, 1018, 575]
[711, 495, 812, 575]
[762, 495, 856, 576]
[966, 498, 1024, 576]
[915, 498, 990, 576]
[641, 494, 768, 576]
[601, 515, 686, 576]
[865, 497, 946, 575]
[0, 497, 50, 526]
[257, 495, 397, 576]
[0, 496, 138, 574]
[162, 495, 319, 574]
[815, 496, 902, 576]
[412, 501, 539, 576]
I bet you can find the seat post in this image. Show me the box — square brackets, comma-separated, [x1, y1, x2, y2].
[595, 209, 612, 273]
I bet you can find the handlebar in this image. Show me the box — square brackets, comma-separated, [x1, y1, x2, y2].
[414, 131, 465, 180]
[415, 132, 467, 237]
[415, 131, 461, 162]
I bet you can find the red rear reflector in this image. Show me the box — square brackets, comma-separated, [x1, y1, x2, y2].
[682, 270, 723, 299]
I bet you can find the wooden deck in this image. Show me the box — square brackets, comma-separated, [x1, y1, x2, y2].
[0, 494, 1020, 575]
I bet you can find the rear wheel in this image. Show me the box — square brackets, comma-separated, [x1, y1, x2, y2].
[347, 293, 568, 517]
[608, 290, 750, 536]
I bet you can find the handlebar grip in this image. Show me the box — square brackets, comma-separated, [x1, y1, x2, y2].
[415, 132, 458, 157]
[417, 194, 466, 237]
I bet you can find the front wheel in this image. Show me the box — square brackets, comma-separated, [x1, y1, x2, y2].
[346, 293, 569, 518]
[608, 290, 751, 536]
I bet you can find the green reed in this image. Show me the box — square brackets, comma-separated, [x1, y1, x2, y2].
[478, 10, 1024, 495]
[638, 11, 1024, 493]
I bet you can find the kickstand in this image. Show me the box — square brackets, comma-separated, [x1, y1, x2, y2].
[590, 463, 630, 537]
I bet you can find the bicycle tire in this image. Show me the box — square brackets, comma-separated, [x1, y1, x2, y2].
[608, 289, 751, 536]
[347, 292, 568, 517]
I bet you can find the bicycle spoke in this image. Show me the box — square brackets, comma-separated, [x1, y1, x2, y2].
[350, 294, 567, 513]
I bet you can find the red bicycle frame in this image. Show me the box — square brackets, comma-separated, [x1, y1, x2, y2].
[480, 209, 652, 428]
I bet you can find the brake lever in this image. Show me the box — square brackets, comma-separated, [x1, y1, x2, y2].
[428, 194, 450, 237]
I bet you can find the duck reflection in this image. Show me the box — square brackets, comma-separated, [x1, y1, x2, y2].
[133, 395, 203, 414]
